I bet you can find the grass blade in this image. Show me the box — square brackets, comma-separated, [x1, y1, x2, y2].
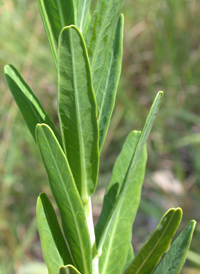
[86, 0, 124, 96]
[153, 220, 196, 274]
[125, 208, 182, 274]
[36, 124, 92, 274]
[58, 25, 99, 199]
[98, 14, 124, 151]
[58, 265, 81, 274]
[4, 64, 62, 146]
[36, 193, 73, 274]
[96, 91, 163, 274]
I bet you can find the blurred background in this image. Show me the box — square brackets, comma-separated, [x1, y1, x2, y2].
[0, 0, 200, 273]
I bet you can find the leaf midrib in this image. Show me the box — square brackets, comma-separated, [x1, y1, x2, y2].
[55, 0, 65, 28]
[40, 126, 89, 274]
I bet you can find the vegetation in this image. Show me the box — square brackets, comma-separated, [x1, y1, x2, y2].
[0, 0, 200, 273]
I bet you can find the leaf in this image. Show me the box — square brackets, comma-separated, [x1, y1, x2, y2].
[123, 245, 134, 272]
[36, 193, 73, 274]
[95, 131, 147, 274]
[57, 265, 81, 274]
[77, 0, 92, 34]
[86, 0, 124, 97]
[153, 220, 196, 274]
[98, 14, 124, 151]
[58, 25, 99, 199]
[37, 0, 76, 67]
[4, 64, 62, 146]
[95, 91, 163, 274]
[36, 124, 92, 274]
[124, 208, 182, 274]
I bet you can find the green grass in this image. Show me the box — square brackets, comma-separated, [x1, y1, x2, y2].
[0, 0, 200, 273]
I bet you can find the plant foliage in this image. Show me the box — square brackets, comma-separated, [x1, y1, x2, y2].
[4, 0, 196, 273]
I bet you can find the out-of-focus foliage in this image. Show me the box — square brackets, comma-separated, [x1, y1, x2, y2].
[0, 0, 200, 273]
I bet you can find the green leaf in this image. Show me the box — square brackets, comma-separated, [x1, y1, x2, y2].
[36, 193, 73, 274]
[77, 0, 92, 34]
[95, 131, 147, 274]
[4, 64, 62, 146]
[98, 14, 124, 151]
[124, 208, 183, 274]
[153, 220, 196, 274]
[36, 124, 92, 274]
[86, 0, 123, 96]
[58, 25, 99, 199]
[123, 245, 134, 272]
[95, 91, 163, 274]
[57, 265, 81, 274]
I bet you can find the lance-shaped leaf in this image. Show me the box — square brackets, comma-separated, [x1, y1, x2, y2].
[4, 64, 62, 146]
[95, 131, 147, 274]
[77, 0, 92, 34]
[95, 91, 163, 274]
[58, 26, 99, 199]
[37, 0, 75, 67]
[36, 193, 73, 274]
[86, 0, 123, 97]
[124, 208, 182, 274]
[58, 265, 81, 274]
[36, 124, 92, 274]
[98, 14, 124, 151]
[153, 220, 196, 274]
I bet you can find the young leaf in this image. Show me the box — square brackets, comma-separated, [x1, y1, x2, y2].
[98, 14, 124, 151]
[36, 124, 92, 274]
[36, 193, 73, 274]
[96, 91, 163, 274]
[153, 220, 196, 274]
[58, 25, 99, 199]
[57, 265, 81, 274]
[86, 0, 124, 96]
[124, 208, 182, 274]
[4, 64, 62, 146]
[95, 131, 147, 274]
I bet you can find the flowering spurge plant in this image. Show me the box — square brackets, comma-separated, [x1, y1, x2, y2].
[4, 0, 196, 273]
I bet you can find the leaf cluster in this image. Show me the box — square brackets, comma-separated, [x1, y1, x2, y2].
[4, 0, 196, 274]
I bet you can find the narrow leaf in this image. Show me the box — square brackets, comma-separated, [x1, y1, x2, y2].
[153, 220, 196, 274]
[86, 0, 123, 96]
[96, 91, 163, 274]
[58, 265, 81, 274]
[124, 208, 182, 274]
[58, 25, 99, 199]
[98, 14, 124, 151]
[36, 193, 73, 274]
[95, 131, 147, 274]
[77, 0, 92, 34]
[4, 64, 62, 146]
[36, 124, 92, 274]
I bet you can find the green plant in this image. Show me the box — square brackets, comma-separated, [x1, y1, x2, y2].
[4, 0, 196, 273]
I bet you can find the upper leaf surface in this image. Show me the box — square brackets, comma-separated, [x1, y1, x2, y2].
[97, 14, 124, 151]
[36, 124, 92, 274]
[153, 220, 196, 274]
[58, 25, 99, 199]
[95, 131, 147, 274]
[124, 208, 183, 274]
[4, 64, 62, 146]
[36, 193, 73, 274]
[86, 0, 124, 97]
